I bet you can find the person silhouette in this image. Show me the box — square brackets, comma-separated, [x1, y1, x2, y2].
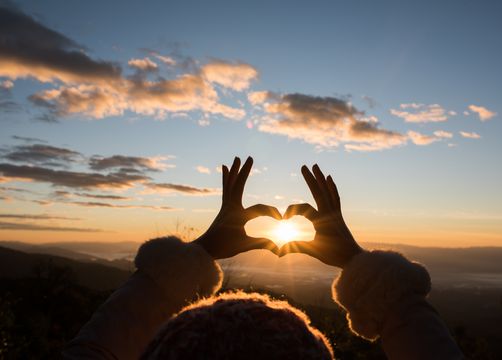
[63, 157, 464, 360]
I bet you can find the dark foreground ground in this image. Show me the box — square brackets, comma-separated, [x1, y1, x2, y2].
[0, 242, 501, 359]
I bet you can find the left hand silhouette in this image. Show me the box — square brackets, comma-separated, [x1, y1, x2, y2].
[194, 156, 282, 259]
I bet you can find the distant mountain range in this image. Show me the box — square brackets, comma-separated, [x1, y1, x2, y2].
[0, 245, 132, 291]
[1, 240, 502, 289]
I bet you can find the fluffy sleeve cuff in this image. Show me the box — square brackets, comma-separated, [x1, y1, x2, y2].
[332, 250, 431, 341]
[135, 236, 223, 307]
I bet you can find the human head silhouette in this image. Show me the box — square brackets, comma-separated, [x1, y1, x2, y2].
[142, 291, 333, 359]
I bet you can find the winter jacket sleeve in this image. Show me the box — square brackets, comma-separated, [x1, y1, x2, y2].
[62, 236, 223, 360]
[332, 250, 464, 360]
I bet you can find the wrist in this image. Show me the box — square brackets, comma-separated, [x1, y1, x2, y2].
[192, 233, 216, 259]
[340, 244, 363, 268]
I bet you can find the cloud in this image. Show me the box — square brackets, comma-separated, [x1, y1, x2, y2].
[0, 163, 150, 189]
[53, 190, 130, 200]
[2, 144, 82, 166]
[390, 103, 449, 123]
[201, 60, 258, 91]
[0, 213, 80, 220]
[1, 7, 248, 122]
[128, 57, 158, 72]
[74, 192, 131, 200]
[459, 131, 481, 139]
[62, 200, 176, 211]
[468, 105, 496, 121]
[29, 84, 127, 119]
[254, 92, 407, 151]
[195, 165, 211, 174]
[361, 95, 377, 108]
[0, 99, 21, 113]
[146, 182, 219, 195]
[407, 131, 439, 146]
[30, 73, 246, 120]
[248, 91, 270, 106]
[407, 130, 455, 145]
[0, 221, 103, 232]
[1, 80, 13, 89]
[0, 6, 121, 84]
[89, 155, 173, 172]
[0, 185, 38, 194]
[12, 135, 47, 143]
[148, 51, 176, 66]
[433, 130, 453, 139]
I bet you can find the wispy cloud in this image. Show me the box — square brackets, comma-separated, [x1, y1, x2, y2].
[62, 200, 177, 211]
[12, 135, 47, 143]
[146, 182, 220, 195]
[145, 50, 177, 66]
[1, 80, 13, 89]
[459, 131, 481, 139]
[433, 130, 453, 139]
[390, 103, 449, 123]
[252, 92, 407, 151]
[74, 192, 131, 200]
[52, 190, 131, 201]
[407, 131, 439, 146]
[2, 144, 82, 166]
[195, 165, 211, 174]
[0, 213, 80, 220]
[468, 105, 496, 121]
[201, 60, 258, 91]
[406, 130, 454, 145]
[128, 57, 158, 72]
[0, 163, 150, 189]
[88, 155, 174, 172]
[0, 221, 103, 232]
[0, 185, 38, 194]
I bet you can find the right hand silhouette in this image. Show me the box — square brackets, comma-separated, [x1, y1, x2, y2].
[279, 164, 363, 268]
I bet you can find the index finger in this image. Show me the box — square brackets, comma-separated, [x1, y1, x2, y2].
[301, 165, 327, 211]
[222, 164, 229, 203]
[245, 204, 282, 220]
[232, 156, 253, 201]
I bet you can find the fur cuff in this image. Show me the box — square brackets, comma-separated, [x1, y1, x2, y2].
[135, 236, 223, 306]
[332, 250, 431, 341]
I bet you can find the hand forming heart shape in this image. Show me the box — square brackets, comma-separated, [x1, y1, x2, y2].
[244, 216, 315, 248]
[195, 157, 363, 269]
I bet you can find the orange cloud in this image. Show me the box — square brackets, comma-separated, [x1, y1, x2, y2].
[468, 105, 496, 121]
[30, 72, 246, 120]
[145, 182, 220, 196]
[433, 130, 453, 139]
[2, 7, 249, 122]
[195, 166, 211, 174]
[128, 57, 158, 72]
[390, 103, 449, 123]
[459, 131, 481, 139]
[201, 60, 258, 91]
[255, 92, 407, 151]
[407, 131, 439, 146]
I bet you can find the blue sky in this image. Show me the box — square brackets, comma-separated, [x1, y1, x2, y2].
[1, 0, 501, 246]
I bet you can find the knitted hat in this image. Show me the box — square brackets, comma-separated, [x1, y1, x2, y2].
[142, 291, 334, 359]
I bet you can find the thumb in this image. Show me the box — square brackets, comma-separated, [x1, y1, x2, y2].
[279, 240, 317, 258]
[243, 236, 279, 255]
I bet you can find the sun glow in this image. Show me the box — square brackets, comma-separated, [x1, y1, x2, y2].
[274, 221, 299, 246]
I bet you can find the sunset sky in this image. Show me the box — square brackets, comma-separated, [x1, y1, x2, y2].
[1, 0, 501, 247]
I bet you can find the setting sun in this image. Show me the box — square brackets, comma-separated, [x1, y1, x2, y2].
[273, 221, 299, 245]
